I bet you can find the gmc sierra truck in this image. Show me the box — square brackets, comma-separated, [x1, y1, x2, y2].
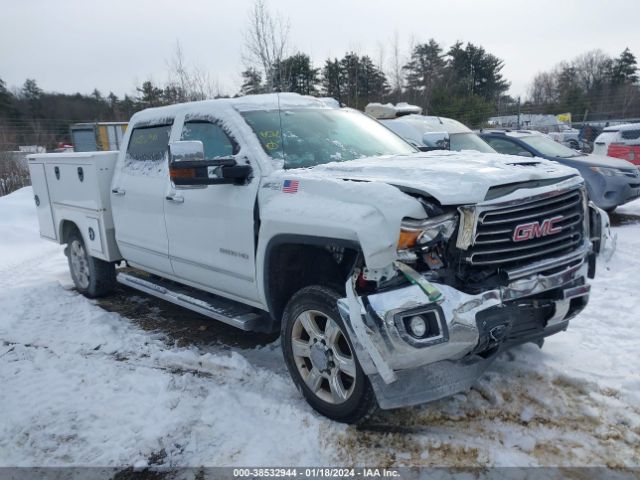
[28, 93, 611, 423]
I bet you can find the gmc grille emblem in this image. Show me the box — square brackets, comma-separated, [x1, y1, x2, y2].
[513, 216, 564, 242]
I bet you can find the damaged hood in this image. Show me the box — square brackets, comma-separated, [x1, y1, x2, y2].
[297, 150, 579, 205]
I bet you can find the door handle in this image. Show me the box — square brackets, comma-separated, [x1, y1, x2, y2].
[165, 194, 184, 204]
[111, 187, 126, 196]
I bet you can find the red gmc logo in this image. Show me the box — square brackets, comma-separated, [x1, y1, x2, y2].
[513, 216, 564, 242]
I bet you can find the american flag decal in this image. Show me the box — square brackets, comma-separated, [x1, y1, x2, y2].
[282, 179, 299, 193]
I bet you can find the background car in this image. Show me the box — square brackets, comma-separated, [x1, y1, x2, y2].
[366, 103, 497, 153]
[480, 130, 640, 212]
[593, 123, 640, 164]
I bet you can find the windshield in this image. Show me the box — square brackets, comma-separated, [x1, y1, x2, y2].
[450, 133, 496, 153]
[520, 135, 580, 158]
[241, 108, 417, 169]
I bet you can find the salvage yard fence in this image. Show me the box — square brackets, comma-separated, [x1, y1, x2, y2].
[0, 153, 31, 197]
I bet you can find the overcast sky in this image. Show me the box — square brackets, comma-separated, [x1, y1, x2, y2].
[2, 0, 639, 99]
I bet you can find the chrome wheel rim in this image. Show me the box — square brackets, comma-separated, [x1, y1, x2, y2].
[291, 309, 357, 404]
[70, 239, 90, 289]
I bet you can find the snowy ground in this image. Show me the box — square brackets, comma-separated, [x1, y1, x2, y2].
[0, 186, 639, 468]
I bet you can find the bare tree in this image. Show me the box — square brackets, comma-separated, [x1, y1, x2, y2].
[387, 31, 404, 97]
[243, 0, 290, 92]
[619, 82, 639, 117]
[528, 71, 559, 104]
[572, 49, 612, 92]
[376, 41, 386, 75]
[166, 41, 218, 101]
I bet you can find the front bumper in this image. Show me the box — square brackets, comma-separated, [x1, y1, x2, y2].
[593, 172, 640, 210]
[338, 248, 593, 410]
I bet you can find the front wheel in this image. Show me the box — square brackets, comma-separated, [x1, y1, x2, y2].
[281, 285, 377, 423]
[67, 230, 116, 298]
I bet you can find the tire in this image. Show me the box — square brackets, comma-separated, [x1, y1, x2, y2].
[67, 230, 116, 298]
[281, 285, 377, 423]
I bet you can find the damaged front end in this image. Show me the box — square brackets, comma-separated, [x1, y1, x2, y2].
[337, 176, 613, 410]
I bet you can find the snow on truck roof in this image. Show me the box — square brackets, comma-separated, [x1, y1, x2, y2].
[130, 93, 335, 124]
[365, 102, 422, 119]
[603, 122, 640, 132]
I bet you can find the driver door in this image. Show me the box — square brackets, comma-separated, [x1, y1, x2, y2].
[163, 118, 260, 303]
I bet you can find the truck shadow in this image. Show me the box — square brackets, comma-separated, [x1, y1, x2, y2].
[95, 284, 279, 350]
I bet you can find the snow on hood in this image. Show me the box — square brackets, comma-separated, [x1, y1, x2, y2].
[289, 150, 580, 205]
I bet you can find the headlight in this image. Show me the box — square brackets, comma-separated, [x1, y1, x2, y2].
[398, 213, 458, 249]
[590, 166, 626, 177]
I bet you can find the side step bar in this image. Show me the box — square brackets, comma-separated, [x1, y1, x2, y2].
[116, 271, 264, 331]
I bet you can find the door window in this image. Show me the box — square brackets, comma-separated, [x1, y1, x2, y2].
[485, 137, 528, 156]
[124, 124, 172, 175]
[181, 121, 238, 159]
[126, 125, 172, 161]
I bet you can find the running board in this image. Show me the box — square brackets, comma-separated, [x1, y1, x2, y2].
[116, 271, 263, 331]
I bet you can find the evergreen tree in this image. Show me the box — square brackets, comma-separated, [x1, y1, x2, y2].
[611, 48, 638, 85]
[240, 68, 264, 95]
[120, 95, 138, 119]
[107, 92, 118, 110]
[136, 80, 164, 107]
[322, 53, 388, 109]
[22, 78, 43, 100]
[162, 84, 184, 104]
[321, 59, 342, 104]
[0, 77, 15, 118]
[21, 78, 43, 118]
[339, 53, 361, 108]
[447, 42, 509, 102]
[272, 53, 319, 95]
[556, 65, 586, 113]
[91, 89, 103, 102]
[356, 55, 388, 106]
[402, 39, 446, 113]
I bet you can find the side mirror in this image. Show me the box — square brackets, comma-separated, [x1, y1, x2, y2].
[422, 132, 450, 150]
[168, 141, 251, 186]
[168, 140, 205, 163]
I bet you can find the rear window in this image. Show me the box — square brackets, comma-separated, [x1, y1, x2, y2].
[126, 125, 172, 161]
[621, 130, 640, 141]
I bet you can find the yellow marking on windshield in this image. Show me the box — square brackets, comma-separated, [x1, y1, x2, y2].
[259, 130, 280, 139]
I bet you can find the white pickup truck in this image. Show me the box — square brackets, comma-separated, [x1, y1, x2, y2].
[28, 93, 610, 423]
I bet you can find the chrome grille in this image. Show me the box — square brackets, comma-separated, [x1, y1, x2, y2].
[465, 188, 586, 268]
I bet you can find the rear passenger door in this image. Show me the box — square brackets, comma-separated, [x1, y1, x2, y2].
[163, 117, 261, 303]
[111, 122, 174, 275]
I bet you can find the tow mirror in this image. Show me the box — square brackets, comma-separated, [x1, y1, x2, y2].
[422, 132, 450, 151]
[168, 141, 251, 186]
[169, 140, 205, 163]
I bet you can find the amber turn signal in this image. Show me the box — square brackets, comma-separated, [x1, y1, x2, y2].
[170, 167, 196, 180]
[397, 229, 421, 249]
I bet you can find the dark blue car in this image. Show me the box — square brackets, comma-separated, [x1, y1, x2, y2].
[479, 130, 640, 212]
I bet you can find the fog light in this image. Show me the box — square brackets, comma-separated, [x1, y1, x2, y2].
[408, 315, 427, 337]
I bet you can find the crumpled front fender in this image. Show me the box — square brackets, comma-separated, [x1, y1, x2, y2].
[589, 202, 616, 261]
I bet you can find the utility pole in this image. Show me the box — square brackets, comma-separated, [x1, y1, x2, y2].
[517, 96, 521, 129]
